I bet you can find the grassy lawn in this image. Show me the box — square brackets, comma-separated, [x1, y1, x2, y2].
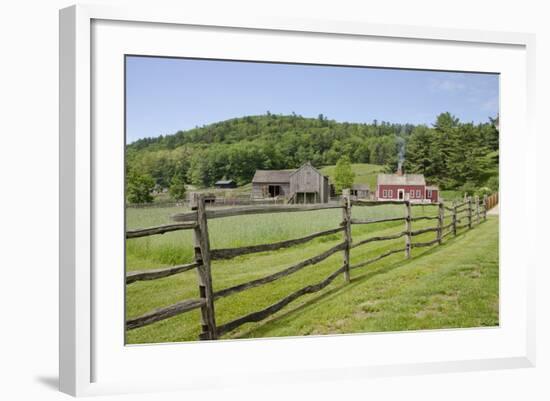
[125, 202, 498, 344]
[239, 217, 498, 338]
[440, 189, 464, 202]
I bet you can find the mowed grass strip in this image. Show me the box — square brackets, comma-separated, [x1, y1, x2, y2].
[125, 203, 496, 344]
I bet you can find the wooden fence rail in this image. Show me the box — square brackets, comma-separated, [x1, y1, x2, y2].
[351, 231, 407, 249]
[126, 261, 200, 284]
[213, 242, 346, 299]
[349, 216, 406, 225]
[210, 227, 344, 260]
[172, 203, 344, 223]
[125, 192, 496, 339]
[126, 222, 197, 238]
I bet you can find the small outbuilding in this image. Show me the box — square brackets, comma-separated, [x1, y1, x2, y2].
[214, 179, 237, 189]
[350, 184, 370, 199]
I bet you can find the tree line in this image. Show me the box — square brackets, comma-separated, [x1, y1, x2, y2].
[401, 112, 499, 195]
[126, 112, 498, 203]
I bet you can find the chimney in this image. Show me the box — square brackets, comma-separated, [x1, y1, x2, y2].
[397, 161, 403, 176]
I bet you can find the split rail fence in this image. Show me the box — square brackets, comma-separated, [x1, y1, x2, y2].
[125, 192, 495, 340]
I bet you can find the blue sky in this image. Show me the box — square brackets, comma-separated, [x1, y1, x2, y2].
[126, 56, 499, 143]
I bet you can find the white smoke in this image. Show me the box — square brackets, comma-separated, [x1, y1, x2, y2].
[396, 137, 405, 171]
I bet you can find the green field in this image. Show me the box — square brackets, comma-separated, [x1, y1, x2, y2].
[126, 203, 499, 344]
[320, 163, 386, 189]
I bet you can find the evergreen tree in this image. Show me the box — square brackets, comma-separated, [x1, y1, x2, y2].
[403, 125, 434, 177]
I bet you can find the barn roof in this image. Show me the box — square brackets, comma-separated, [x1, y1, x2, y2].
[377, 173, 426, 186]
[252, 162, 329, 184]
[426, 186, 439, 190]
[215, 179, 236, 185]
[252, 170, 292, 183]
[289, 161, 326, 178]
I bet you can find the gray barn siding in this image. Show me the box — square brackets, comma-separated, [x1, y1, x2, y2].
[290, 163, 326, 203]
[252, 182, 290, 198]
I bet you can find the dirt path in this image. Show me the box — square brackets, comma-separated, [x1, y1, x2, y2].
[487, 204, 499, 216]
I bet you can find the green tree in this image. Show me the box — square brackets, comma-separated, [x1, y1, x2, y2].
[403, 125, 433, 176]
[334, 155, 355, 193]
[169, 173, 187, 201]
[459, 181, 477, 197]
[126, 170, 155, 204]
[126, 113, 498, 193]
[486, 176, 499, 192]
[434, 112, 459, 131]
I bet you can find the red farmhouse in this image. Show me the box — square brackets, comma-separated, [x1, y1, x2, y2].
[376, 171, 439, 203]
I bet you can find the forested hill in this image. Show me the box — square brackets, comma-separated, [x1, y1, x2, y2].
[128, 113, 413, 153]
[126, 114, 412, 188]
[126, 112, 499, 199]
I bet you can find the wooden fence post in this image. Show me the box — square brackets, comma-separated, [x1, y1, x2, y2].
[468, 196, 472, 229]
[405, 200, 412, 258]
[452, 201, 457, 237]
[193, 194, 218, 340]
[483, 194, 488, 220]
[475, 195, 480, 225]
[342, 189, 351, 283]
[437, 202, 444, 245]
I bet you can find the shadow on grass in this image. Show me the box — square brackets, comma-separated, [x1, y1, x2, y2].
[229, 225, 480, 340]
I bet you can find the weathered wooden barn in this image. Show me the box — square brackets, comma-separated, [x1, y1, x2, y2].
[376, 169, 439, 203]
[252, 162, 331, 203]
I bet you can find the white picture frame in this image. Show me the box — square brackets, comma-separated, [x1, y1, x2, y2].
[59, 4, 536, 397]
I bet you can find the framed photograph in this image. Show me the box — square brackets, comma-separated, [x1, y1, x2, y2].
[59, 4, 536, 396]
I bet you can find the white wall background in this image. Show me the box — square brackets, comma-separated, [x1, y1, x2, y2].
[0, 0, 547, 400]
